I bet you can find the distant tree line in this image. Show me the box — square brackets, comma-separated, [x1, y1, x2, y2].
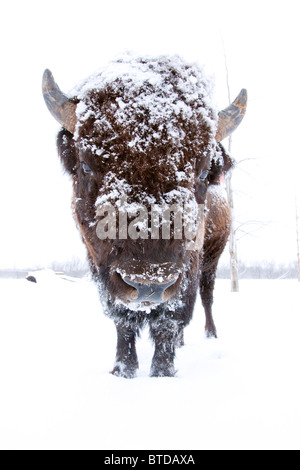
[217, 260, 298, 280]
[0, 259, 298, 280]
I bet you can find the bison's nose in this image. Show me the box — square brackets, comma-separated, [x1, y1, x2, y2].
[122, 278, 177, 304]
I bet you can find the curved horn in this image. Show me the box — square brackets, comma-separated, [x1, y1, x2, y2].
[216, 89, 247, 142]
[42, 69, 77, 134]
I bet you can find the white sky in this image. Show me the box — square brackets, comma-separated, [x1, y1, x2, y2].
[1, 0, 300, 269]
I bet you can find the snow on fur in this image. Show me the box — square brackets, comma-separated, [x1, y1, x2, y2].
[72, 53, 219, 219]
[73, 53, 217, 152]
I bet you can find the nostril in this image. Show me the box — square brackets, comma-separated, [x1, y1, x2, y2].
[115, 273, 139, 301]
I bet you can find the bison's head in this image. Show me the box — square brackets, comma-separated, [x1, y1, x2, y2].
[43, 55, 246, 311]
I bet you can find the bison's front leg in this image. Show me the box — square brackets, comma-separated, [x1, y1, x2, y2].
[111, 323, 139, 379]
[149, 316, 179, 377]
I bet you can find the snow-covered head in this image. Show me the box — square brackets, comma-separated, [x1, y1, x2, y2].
[43, 54, 247, 309]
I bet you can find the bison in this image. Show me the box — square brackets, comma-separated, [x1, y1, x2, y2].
[42, 54, 247, 378]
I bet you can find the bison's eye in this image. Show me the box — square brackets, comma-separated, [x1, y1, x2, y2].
[199, 169, 209, 181]
[81, 162, 93, 175]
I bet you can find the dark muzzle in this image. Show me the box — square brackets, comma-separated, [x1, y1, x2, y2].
[123, 278, 177, 304]
[112, 260, 183, 306]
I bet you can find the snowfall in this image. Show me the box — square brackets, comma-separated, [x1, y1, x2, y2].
[0, 271, 300, 450]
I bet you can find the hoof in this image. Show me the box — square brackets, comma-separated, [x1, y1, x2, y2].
[205, 327, 217, 339]
[111, 363, 137, 379]
[150, 365, 176, 378]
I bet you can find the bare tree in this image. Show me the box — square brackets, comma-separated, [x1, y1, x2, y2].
[225, 145, 239, 292]
[223, 48, 239, 292]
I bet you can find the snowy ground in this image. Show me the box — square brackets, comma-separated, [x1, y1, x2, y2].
[0, 272, 300, 450]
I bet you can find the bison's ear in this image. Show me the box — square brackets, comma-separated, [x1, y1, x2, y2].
[208, 144, 234, 185]
[219, 144, 234, 174]
[57, 129, 78, 175]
